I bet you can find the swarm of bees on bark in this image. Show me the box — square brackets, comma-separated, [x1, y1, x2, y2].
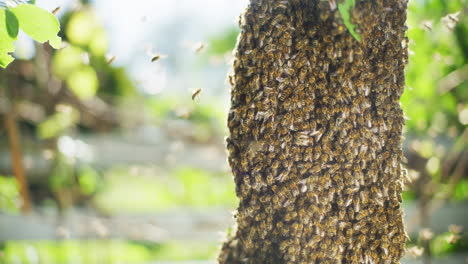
[219, 0, 408, 263]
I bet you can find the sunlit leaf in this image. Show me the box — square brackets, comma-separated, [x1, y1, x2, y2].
[0, 9, 18, 68]
[66, 65, 99, 99]
[0, 52, 15, 68]
[10, 4, 61, 48]
[5, 9, 18, 38]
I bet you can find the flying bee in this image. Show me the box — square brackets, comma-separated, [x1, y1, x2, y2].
[194, 42, 205, 53]
[191, 88, 202, 101]
[151, 54, 167, 62]
[106, 55, 116, 65]
[52, 6, 61, 15]
[442, 12, 460, 31]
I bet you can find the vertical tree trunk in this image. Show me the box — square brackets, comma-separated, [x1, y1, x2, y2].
[219, 0, 408, 263]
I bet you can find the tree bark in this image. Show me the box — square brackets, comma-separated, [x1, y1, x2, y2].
[219, 0, 408, 263]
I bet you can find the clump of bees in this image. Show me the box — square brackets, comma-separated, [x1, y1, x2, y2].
[219, 0, 408, 263]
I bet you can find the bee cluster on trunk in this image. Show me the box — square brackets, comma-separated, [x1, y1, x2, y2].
[219, 0, 408, 263]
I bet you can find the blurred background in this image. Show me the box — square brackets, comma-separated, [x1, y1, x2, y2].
[0, 0, 466, 263]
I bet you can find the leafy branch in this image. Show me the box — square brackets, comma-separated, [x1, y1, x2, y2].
[0, 0, 61, 68]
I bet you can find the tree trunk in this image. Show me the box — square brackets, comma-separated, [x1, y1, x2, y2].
[219, 0, 408, 263]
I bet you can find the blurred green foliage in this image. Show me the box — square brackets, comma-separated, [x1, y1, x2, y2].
[66, 65, 99, 99]
[453, 179, 468, 201]
[207, 27, 239, 56]
[0, 176, 20, 213]
[78, 166, 100, 195]
[403, 0, 467, 134]
[403, 0, 467, 203]
[94, 166, 236, 213]
[51, 8, 109, 99]
[145, 95, 228, 140]
[49, 153, 74, 192]
[52, 46, 85, 79]
[430, 232, 468, 257]
[0, 240, 218, 264]
[38, 105, 79, 139]
[66, 8, 107, 55]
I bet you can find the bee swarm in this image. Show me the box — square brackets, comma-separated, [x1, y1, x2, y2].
[219, 0, 408, 263]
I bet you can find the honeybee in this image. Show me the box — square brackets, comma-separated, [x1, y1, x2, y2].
[442, 12, 460, 31]
[283, 67, 295, 76]
[266, 174, 275, 185]
[194, 42, 205, 53]
[151, 54, 167, 62]
[192, 88, 202, 101]
[106, 55, 116, 65]
[52, 6, 61, 15]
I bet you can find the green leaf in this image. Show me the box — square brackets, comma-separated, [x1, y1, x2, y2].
[10, 4, 61, 49]
[338, 0, 361, 41]
[5, 9, 18, 38]
[0, 9, 18, 68]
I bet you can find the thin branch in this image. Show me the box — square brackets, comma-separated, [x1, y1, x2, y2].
[4, 110, 32, 212]
[1, 71, 32, 213]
